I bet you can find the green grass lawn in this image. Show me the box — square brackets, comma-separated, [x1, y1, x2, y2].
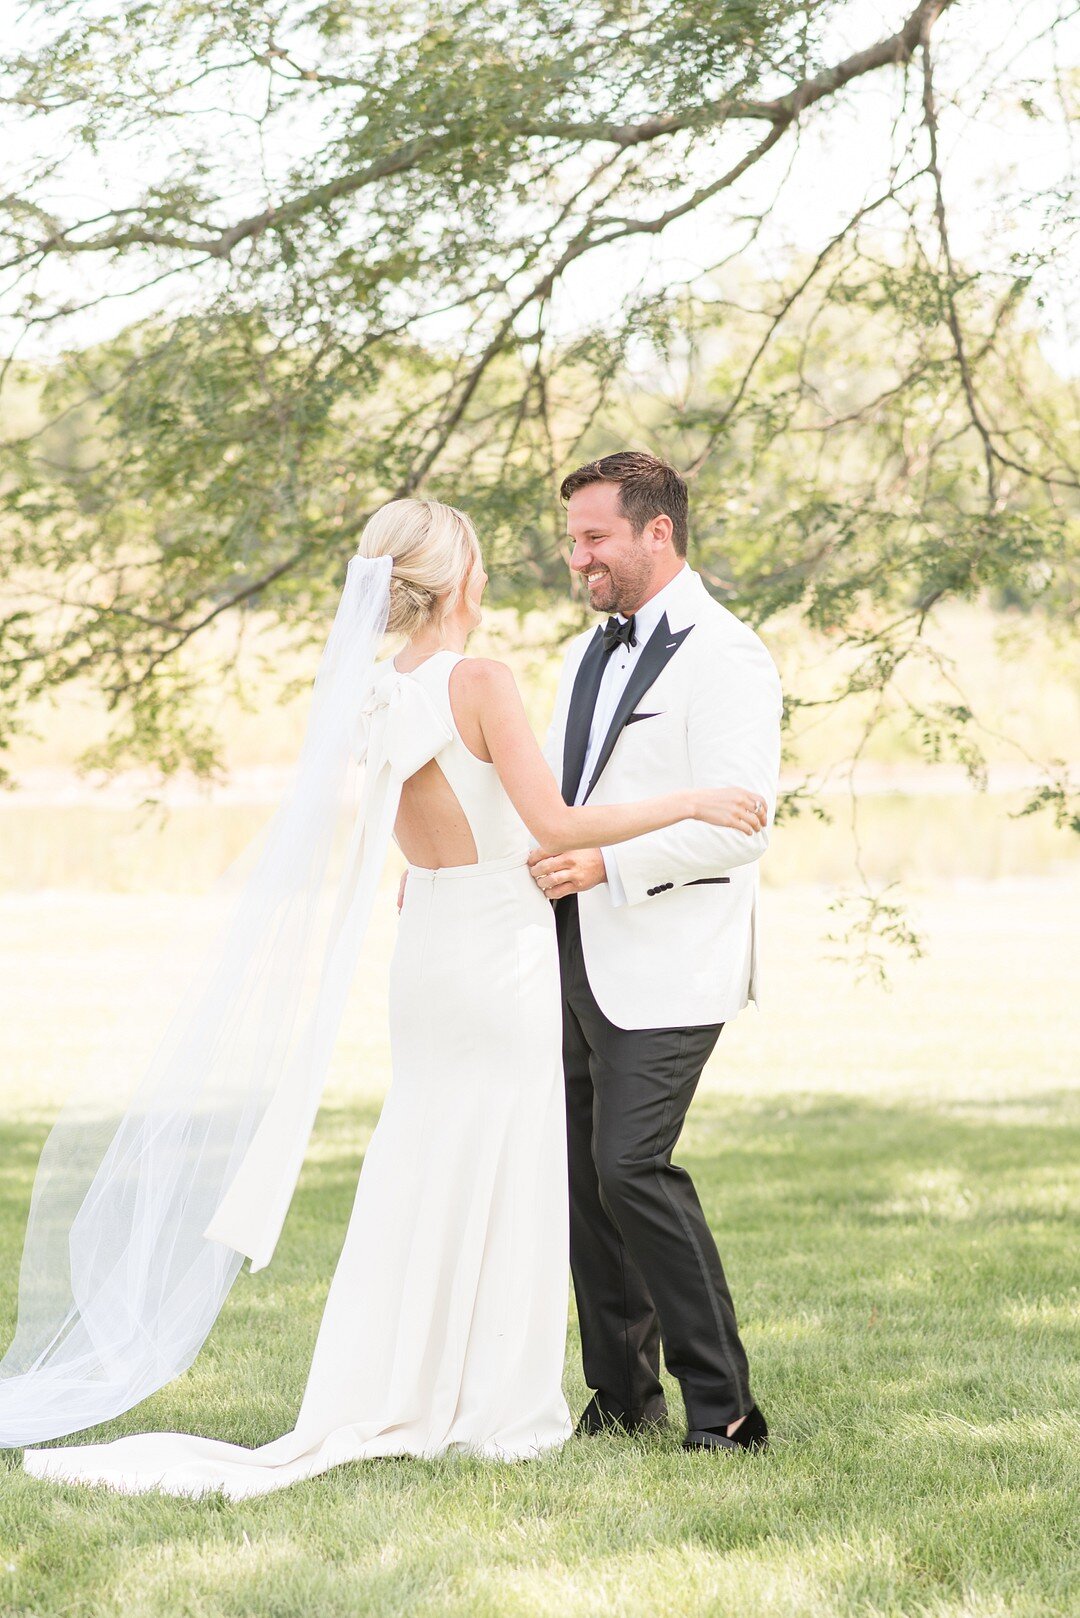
[1, 878, 1078, 1618]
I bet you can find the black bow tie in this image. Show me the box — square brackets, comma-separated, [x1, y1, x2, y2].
[602, 615, 637, 655]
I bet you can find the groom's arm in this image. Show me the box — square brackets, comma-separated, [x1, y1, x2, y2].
[603, 636, 782, 906]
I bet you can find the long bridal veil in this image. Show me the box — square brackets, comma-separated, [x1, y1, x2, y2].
[0, 552, 445, 1449]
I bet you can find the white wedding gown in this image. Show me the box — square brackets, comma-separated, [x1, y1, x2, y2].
[24, 651, 572, 1498]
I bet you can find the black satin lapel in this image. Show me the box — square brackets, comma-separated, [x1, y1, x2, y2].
[583, 615, 693, 802]
[561, 628, 606, 804]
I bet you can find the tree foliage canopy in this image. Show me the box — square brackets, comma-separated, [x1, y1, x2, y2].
[1, 0, 1078, 857]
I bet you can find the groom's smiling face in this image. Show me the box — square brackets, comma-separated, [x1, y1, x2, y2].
[565, 481, 659, 617]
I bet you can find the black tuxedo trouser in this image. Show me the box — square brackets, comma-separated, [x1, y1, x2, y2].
[556, 894, 752, 1431]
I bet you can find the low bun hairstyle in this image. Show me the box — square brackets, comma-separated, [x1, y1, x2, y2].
[356, 498, 482, 641]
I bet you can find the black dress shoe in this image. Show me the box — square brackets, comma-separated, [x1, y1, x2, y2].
[575, 1394, 669, 1437]
[682, 1404, 769, 1453]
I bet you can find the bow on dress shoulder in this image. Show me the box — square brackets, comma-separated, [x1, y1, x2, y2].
[355, 668, 453, 774]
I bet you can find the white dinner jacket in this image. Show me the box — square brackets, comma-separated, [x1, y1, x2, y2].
[544, 566, 782, 1031]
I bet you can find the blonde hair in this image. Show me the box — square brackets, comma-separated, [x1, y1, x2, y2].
[356, 498, 482, 640]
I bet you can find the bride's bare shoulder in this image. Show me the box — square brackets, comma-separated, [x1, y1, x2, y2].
[450, 656, 518, 693]
[448, 657, 524, 719]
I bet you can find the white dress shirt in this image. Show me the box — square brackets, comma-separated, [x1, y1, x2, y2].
[574, 566, 690, 907]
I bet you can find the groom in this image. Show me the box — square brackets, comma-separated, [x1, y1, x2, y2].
[529, 451, 782, 1453]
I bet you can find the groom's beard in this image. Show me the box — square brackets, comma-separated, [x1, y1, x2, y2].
[580, 547, 652, 616]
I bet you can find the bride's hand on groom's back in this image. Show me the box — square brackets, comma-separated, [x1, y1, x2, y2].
[689, 787, 768, 835]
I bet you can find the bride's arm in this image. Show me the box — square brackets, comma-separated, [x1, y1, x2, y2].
[454, 659, 765, 854]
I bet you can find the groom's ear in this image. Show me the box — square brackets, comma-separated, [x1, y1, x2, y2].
[645, 513, 675, 551]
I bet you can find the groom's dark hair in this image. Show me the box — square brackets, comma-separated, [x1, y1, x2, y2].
[559, 451, 689, 556]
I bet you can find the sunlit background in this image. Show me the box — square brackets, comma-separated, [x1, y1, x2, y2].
[1, 2, 1078, 1612]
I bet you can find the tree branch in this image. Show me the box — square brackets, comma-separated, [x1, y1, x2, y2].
[4, 2, 960, 274]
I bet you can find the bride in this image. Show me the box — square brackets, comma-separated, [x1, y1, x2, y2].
[2, 498, 766, 1499]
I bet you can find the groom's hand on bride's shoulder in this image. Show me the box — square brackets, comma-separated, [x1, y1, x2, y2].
[528, 847, 606, 902]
